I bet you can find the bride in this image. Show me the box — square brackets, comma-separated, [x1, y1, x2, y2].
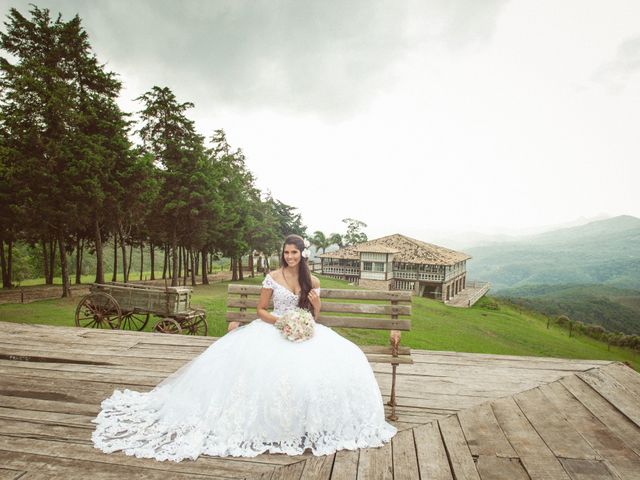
[92, 234, 397, 461]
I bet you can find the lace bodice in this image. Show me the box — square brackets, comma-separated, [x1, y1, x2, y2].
[262, 273, 320, 316]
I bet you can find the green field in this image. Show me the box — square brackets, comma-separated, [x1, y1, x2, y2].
[1, 274, 637, 371]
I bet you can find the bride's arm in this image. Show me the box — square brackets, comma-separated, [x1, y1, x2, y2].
[309, 276, 321, 319]
[257, 288, 279, 324]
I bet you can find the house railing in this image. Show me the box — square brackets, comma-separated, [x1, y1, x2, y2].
[321, 266, 360, 275]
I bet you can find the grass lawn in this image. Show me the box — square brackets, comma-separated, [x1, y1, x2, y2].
[1, 274, 638, 371]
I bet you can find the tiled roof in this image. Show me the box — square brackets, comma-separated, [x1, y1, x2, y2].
[319, 234, 471, 265]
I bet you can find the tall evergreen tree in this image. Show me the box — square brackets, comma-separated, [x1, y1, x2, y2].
[0, 6, 126, 295]
[137, 86, 214, 286]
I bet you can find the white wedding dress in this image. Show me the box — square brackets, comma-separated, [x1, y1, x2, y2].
[92, 274, 397, 461]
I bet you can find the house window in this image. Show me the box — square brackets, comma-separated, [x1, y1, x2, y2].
[373, 262, 385, 272]
[363, 262, 372, 271]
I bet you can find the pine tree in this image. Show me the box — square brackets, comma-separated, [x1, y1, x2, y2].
[0, 6, 128, 295]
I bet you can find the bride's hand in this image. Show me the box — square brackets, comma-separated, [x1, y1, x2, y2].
[227, 321, 241, 332]
[308, 290, 320, 315]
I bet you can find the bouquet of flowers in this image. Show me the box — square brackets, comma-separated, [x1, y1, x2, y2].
[274, 307, 315, 342]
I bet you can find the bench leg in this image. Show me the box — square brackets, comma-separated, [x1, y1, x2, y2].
[386, 363, 398, 421]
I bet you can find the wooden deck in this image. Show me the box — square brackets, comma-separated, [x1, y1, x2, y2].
[1, 322, 639, 479]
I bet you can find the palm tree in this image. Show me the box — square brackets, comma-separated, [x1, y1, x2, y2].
[311, 231, 331, 255]
[328, 233, 344, 249]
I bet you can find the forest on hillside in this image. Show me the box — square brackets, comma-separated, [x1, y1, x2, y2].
[497, 284, 640, 336]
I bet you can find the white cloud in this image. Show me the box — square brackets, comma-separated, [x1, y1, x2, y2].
[1, 0, 639, 241]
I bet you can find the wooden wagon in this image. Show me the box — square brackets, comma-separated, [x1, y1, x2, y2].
[75, 282, 208, 335]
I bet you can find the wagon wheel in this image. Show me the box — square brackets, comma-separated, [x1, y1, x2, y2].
[153, 318, 182, 334]
[119, 312, 150, 331]
[75, 292, 121, 329]
[185, 313, 208, 336]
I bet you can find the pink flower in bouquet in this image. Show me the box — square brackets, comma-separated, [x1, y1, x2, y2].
[274, 307, 315, 342]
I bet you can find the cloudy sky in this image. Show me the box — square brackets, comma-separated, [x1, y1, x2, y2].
[2, 0, 639, 243]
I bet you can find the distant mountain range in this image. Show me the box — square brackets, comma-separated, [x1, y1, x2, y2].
[466, 215, 640, 291]
[463, 215, 640, 335]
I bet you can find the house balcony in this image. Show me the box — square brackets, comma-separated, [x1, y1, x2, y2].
[321, 266, 360, 276]
[393, 270, 445, 282]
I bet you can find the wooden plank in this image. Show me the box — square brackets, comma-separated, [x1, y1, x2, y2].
[409, 355, 611, 371]
[0, 395, 99, 417]
[227, 298, 411, 315]
[330, 449, 358, 480]
[0, 467, 26, 480]
[227, 298, 273, 309]
[1, 336, 141, 350]
[490, 396, 571, 479]
[540, 380, 640, 479]
[318, 316, 411, 330]
[578, 368, 640, 427]
[365, 354, 413, 365]
[513, 387, 600, 459]
[0, 341, 140, 358]
[270, 461, 306, 480]
[0, 406, 95, 428]
[0, 363, 165, 386]
[1, 372, 156, 396]
[560, 375, 640, 457]
[0, 346, 195, 366]
[0, 375, 154, 407]
[0, 359, 177, 378]
[360, 345, 411, 356]
[438, 415, 480, 480]
[413, 422, 454, 480]
[227, 284, 412, 301]
[0, 418, 92, 443]
[476, 456, 529, 480]
[0, 450, 230, 480]
[558, 458, 617, 480]
[372, 360, 597, 380]
[379, 391, 498, 413]
[227, 284, 263, 295]
[457, 402, 517, 457]
[356, 442, 393, 480]
[410, 349, 612, 368]
[0, 436, 284, 477]
[299, 455, 333, 479]
[391, 428, 419, 480]
[224, 312, 412, 330]
[600, 362, 640, 398]
[374, 373, 544, 400]
[80, 330, 216, 346]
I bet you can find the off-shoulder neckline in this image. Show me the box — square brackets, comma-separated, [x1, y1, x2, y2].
[265, 273, 319, 296]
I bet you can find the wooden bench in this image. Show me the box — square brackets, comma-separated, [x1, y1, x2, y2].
[226, 283, 413, 421]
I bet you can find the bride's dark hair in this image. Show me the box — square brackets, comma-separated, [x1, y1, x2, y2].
[280, 234, 314, 314]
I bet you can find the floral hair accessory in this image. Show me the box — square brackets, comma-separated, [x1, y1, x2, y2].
[302, 238, 311, 258]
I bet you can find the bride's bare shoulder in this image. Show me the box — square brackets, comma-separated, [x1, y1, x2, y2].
[311, 275, 320, 288]
[269, 269, 283, 281]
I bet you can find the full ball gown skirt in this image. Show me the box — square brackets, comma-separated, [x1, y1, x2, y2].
[92, 274, 397, 461]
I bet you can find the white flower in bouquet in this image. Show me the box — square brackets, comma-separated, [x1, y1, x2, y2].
[274, 307, 315, 342]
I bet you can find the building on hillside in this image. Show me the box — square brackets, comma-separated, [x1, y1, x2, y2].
[318, 233, 473, 302]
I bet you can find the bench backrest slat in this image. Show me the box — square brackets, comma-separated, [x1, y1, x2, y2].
[226, 311, 411, 330]
[227, 297, 410, 316]
[226, 282, 412, 332]
[227, 284, 411, 302]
